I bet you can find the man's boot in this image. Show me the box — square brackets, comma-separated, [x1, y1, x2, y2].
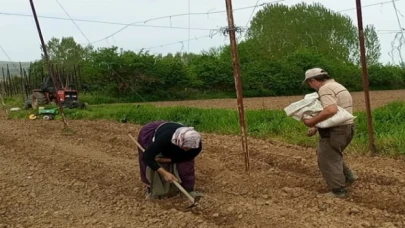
[324, 187, 348, 198]
[344, 169, 358, 186]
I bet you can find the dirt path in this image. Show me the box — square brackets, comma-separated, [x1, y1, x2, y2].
[1, 115, 405, 227]
[139, 89, 405, 111]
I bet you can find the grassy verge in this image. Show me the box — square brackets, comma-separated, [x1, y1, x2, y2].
[2, 96, 24, 107]
[0, 92, 237, 109]
[6, 101, 405, 156]
[78, 91, 237, 105]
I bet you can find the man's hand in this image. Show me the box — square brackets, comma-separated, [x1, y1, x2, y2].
[302, 104, 338, 128]
[306, 127, 318, 137]
[303, 118, 316, 128]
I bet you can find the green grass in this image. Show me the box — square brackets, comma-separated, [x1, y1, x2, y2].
[0, 91, 236, 110]
[353, 102, 405, 155]
[2, 96, 25, 107]
[6, 101, 405, 156]
[78, 91, 237, 104]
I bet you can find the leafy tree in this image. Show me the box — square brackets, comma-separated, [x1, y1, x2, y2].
[188, 53, 233, 91]
[364, 25, 382, 65]
[81, 46, 122, 94]
[246, 3, 361, 64]
[46, 37, 84, 64]
[368, 64, 404, 89]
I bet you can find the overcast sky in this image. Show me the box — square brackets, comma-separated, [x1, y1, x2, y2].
[0, 0, 404, 65]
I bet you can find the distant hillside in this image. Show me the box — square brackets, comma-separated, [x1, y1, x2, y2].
[0, 61, 31, 77]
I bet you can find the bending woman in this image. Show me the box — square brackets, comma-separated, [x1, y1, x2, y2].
[137, 121, 203, 199]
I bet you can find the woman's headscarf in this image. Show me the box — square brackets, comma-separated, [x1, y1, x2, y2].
[171, 127, 201, 149]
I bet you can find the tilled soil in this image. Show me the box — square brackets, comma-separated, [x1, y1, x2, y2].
[139, 89, 405, 111]
[1, 114, 405, 228]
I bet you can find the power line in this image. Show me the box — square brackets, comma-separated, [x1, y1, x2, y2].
[55, 0, 91, 43]
[0, 1, 278, 33]
[0, 0, 398, 25]
[55, 3, 148, 101]
[0, 11, 217, 32]
[138, 29, 404, 52]
[0, 45, 12, 62]
[86, 26, 218, 46]
[1, 0, 403, 58]
[188, 0, 191, 53]
[245, 0, 261, 28]
[338, 0, 403, 12]
[76, 0, 405, 53]
[136, 0, 405, 52]
[56, 0, 94, 69]
[0, 0, 398, 45]
[85, 1, 282, 45]
[0, 44, 18, 70]
[139, 35, 212, 51]
[389, 0, 405, 65]
[129, 0, 283, 24]
[240, 0, 263, 42]
[0, 1, 282, 46]
[0, 0, 401, 29]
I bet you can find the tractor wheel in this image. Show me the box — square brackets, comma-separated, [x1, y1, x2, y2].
[23, 97, 33, 110]
[80, 102, 89, 109]
[43, 115, 54, 120]
[32, 92, 47, 109]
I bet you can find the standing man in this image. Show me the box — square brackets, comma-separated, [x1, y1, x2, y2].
[302, 68, 358, 198]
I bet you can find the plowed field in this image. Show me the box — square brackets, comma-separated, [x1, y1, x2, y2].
[141, 89, 405, 111]
[1, 109, 405, 228]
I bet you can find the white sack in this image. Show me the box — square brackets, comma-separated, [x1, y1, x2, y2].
[284, 92, 355, 128]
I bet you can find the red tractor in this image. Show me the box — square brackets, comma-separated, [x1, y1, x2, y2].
[24, 76, 88, 110]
